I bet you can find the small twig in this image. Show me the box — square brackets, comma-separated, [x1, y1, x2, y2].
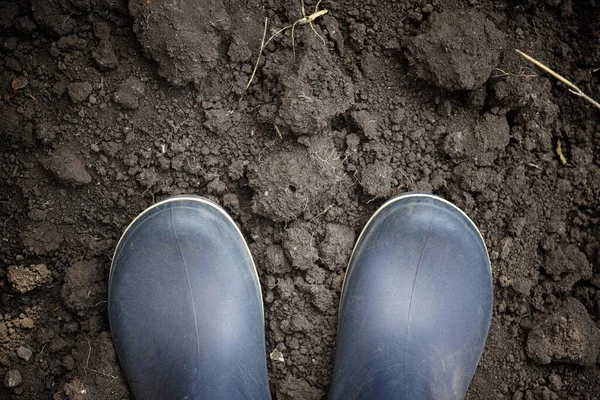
[273, 123, 282, 138]
[309, 204, 332, 222]
[245, 17, 269, 91]
[36, 343, 48, 361]
[79, 331, 92, 370]
[516, 49, 600, 110]
[61, 11, 75, 30]
[491, 67, 536, 79]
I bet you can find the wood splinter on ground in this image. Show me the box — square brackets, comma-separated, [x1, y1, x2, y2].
[516, 49, 600, 111]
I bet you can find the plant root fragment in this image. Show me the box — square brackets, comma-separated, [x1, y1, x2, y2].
[243, 1, 329, 94]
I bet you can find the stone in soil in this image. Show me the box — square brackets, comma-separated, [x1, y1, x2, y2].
[6, 264, 51, 293]
[405, 10, 506, 90]
[40, 147, 91, 186]
[4, 369, 22, 388]
[113, 77, 145, 110]
[16, 346, 33, 362]
[67, 81, 93, 103]
[526, 298, 600, 366]
[269, 348, 285, 363]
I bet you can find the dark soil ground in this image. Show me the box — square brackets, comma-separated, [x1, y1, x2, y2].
[1, 0, 599, 398]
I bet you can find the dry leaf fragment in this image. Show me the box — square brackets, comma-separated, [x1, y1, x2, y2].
[11, 75, 28, 92]
[556, 139, 571, 167]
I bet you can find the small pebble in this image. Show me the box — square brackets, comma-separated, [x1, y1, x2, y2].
[269, 349, 285, 363]
[4, 369, 22, 388]
[17, 346, 33, 362]
[88, 95, 97, 104]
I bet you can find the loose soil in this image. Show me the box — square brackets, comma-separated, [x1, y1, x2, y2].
[1, 0, 600, 399]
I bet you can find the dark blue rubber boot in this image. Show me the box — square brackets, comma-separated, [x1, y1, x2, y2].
[108, 196, 270, 400]
[328, 193, 492, 400]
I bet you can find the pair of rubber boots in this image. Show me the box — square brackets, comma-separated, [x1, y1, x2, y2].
[108, 193, 492, 399]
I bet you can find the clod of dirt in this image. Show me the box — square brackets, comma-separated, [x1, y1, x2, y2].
[442, 113, 510, 165]
[351, 110, 379, 139]
[491, 75, 552, 111]
[6, 264, 51, 293]
[475, 113, 511, 152]
[40, 147, 92, 185]
[16, 16, 36, 34]
[113, 77, 145, 110]
[93, 21, 111, 41]
[0, 109, 32, 144]
[526, 298, 600, 366]
[35, 122, 57, 144]
[361, 161, 394, 197]
[276, 373, 324, 400]
[92, 40, 119, 71]
[249, 137, 346, 222]
[57, 35, 87, 51]
[0, 2, 20, 30]
[491, 76, 558, 153]
[319, 223, 356, 271]
[305, 284, 335, 313]
[49, 336, 72, 353]
[61, 259, 105, 313]
[274, 50, 354, 136]
[31, 0, 74, 35]
[543, 245, 592, 292]
[67, 81, 93, 103]
[203, 108, 241, 135]
[283, 222, 318, 271]
[128, 0, 261, 86]
[405, 10, 506, 90]
[264, 245, 292, 275]
[3, 369, 22, 388]
[16, 346, 33, 362]
[21, 223, 64, 255]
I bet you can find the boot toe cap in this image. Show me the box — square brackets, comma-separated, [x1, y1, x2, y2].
[109, 196, 269, 399]
[331, 194, 492, 399]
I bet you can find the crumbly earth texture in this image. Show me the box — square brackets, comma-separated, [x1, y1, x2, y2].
[1, 0, 600, 399]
